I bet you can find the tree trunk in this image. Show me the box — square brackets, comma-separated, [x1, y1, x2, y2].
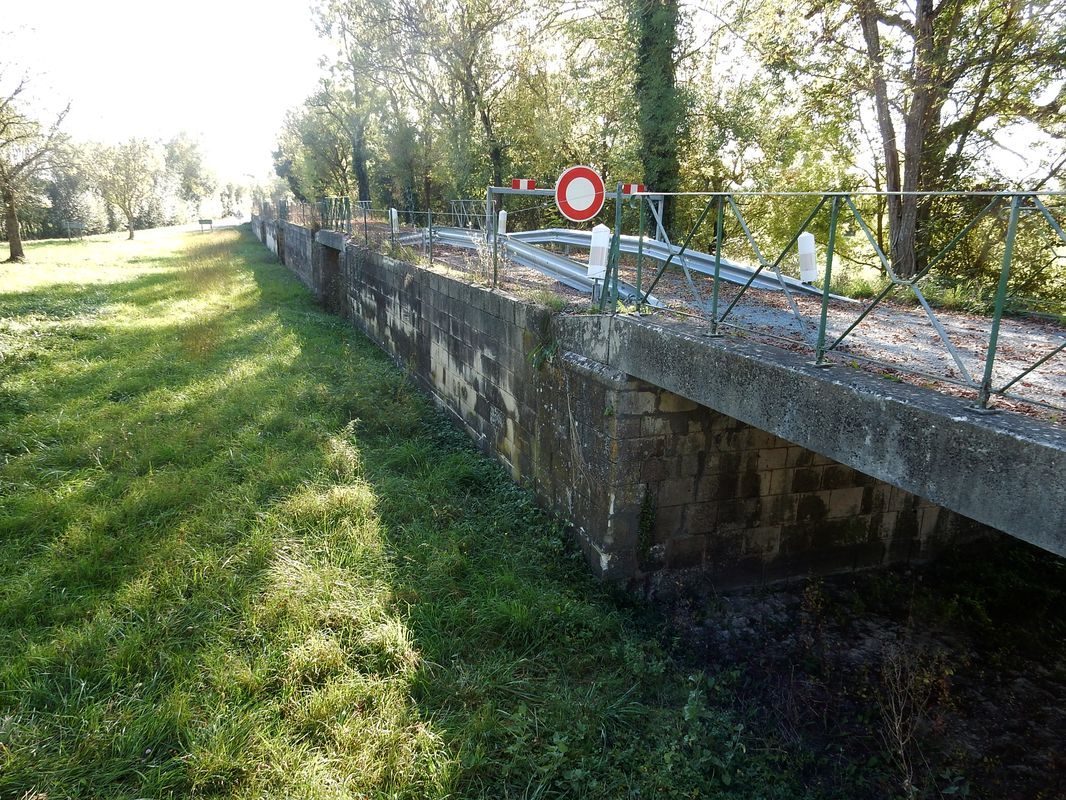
[351, 116, 371, 204]
[126, 212, 135, 240]
[2, 185, 25, 262]
[857, 1, 909, 277]
[632, 0, 683, 236]
[489, 142, 503, 196]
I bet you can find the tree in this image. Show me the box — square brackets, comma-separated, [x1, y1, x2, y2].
[164, 133, 216, 214]
[630, 0, 686, 232]
[315, 0, 389, 204]
[0, 75, 68, 262]
[273, 99, 356, 201]
[88, 139, 164, 240]
[43, 149, 108, 236]
[758, 0, 1066, 277]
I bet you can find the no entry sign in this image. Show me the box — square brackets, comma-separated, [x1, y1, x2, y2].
[555, 165, 605, 223]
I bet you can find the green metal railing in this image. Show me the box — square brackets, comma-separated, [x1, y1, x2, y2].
[619, 190, 1066, 412]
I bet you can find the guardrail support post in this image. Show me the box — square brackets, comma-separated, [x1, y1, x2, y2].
[708, 195, 725, 337]
[492, 206, 500, 289]
[812, 194, 840, 367]
[636, 196, 645, 302]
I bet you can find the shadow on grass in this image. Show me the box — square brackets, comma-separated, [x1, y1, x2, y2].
[0, 226, 791, 799]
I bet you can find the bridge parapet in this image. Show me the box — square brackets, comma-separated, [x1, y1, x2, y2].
[567, 316, 1065, 560]
[255, 217, 1065, 591]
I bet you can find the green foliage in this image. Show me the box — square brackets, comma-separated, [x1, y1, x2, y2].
[85, 138, 180, 237]
[164, 132, 217, 213]
[631, 0, 685, 224]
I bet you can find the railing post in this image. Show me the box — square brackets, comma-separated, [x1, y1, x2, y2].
[708, 194, 725, 336]
[492, 208, 500, 289]
[363, 204, 369, 247]
[813, 194, 840, 367]
[976, 193, 1021, 410]
[636, 196, 645, 302]
[610, 183, 623, 310]
[420, 208, 428, 264]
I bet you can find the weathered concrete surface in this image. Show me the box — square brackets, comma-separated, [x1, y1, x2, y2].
[559, 316, 1066, 558]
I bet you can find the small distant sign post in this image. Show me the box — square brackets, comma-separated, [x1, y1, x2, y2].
[554, 165, 605, 223]
[198, 218, 213, 232]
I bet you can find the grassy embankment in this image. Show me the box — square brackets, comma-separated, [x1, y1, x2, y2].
[0, 227, 804, 798]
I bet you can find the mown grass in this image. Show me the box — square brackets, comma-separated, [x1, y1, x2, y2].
[0, 226, 806, 799]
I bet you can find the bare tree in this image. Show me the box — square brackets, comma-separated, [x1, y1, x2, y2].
[0, 75, 68, 262]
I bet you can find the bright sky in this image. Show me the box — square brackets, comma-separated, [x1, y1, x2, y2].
[2, 0, 327, 185]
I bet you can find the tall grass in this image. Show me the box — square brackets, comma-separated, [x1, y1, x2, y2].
[0, 227, 802, 798]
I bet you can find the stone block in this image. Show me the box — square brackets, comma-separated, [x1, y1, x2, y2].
[791, 467, 823, 493]
[716, 498, 763, 531]
[828, 487, 865, 519]
[640, 415, 674, 437]
[658, 392, 699, 413]
[658, 477, 697, 507]
[679, 452, 705, 478]
[919, 506, 942, 538]
[641, 457, 674, 482]
[768, 468, 793, 497]
[746, 429, 781, 450]
[686, 501, 717, 532]
[821, 463, 859, 490]
[795, 492, 830, 523]
[740, 526, 782, 558]
[627, 390, 660, 415]
[786, 446, 817, 468]
[652, 504, 686, 543]
[758, 447, 789, 472]
[765, 493, 798, 526]
[667, 536, 705, 569]
[736, 469, 763, 499]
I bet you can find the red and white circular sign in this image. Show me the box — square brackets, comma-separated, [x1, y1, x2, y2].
[555, 165, 605, 223]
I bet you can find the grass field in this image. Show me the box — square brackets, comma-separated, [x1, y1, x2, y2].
[0, 226, 806, 799]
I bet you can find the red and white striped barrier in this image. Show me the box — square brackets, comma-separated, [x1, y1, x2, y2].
[511, 178, 536, 190]
[622, 183, 646, 195]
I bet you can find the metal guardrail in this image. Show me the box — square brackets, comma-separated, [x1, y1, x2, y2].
[509, 228, 850, 301]
[402, 226, 664, 307]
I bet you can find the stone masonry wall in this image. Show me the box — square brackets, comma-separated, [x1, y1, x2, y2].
[343, 245, 642, 576]
[259, 221, 979, 592]
[613, 385, 959, 592]
[280, 222, 313, 290]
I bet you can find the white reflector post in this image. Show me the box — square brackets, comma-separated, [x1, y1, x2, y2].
[497, 209, 507, 237]
[588, 223, 610, 280]
[390, 208, 399, 236]
[798, 231, 818, 283]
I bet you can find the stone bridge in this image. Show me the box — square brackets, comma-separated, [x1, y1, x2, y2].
[253, 216, 1066, 592]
